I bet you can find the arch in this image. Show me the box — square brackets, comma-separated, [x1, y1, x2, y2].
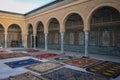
[0, 24, 5, 31]
[88, 6, 120, 56]
[7, 24, 22, 47]
[0, 24, 5, 48]
[27, 24, 33, 48]
[47, 18, 60, 50]
[87, 5, 120, 26]
[36, 21, 44, 48]
[62, 11, 84, 32]
[63, 12, 84, 52]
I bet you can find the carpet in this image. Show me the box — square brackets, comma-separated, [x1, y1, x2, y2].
[26, 49, 40, 52]
[65, 57, 100, 68]
[86, 61, 120, 78]
[42, 67, 109, 80]
[1, 72, 44, 80]
[50, 56, 74, 62]
[35, 53, 59, 59]
[0, 53, 29, 59]
[5, 58, 42, 68]
[26, 62, 63, 73]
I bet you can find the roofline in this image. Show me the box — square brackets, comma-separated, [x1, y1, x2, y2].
[24, 0, 64, 16]
[0, 10, 24, 15]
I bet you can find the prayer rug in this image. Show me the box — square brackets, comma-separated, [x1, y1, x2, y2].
[26, 62, 63, 73]
[49, 55, 74, 62]
[65, 57, 100, 68]
[86, 61, 120, 78]
[5, 58, 42, 68]
[1, 72, 44, 80]
[35, 53, 59, 59]
[42, 67, 109, 80]
[26, 49, 40, 52]
[0, 53, 29, 59]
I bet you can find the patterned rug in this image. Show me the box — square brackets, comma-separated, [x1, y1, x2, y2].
[5, 58, 42, 68]
[65, 57, 100, 68]
[1, 72, 44, 80]
[26, 62, 63, 73]
[49, 55, 74, 62]
[35, 53, 59, 59]
[42, 67, 109, 80]
[86, 61, 120, 78]
[26, 49, 40, 52]
[0, 53, 29, 59]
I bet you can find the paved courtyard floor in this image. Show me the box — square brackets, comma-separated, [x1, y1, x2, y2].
[0, 48, 120, 80]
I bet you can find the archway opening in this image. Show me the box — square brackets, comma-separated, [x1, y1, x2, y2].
[36, 22, 44, 48]
[48, 18, 60, 50]
[89, 6, 120, 56]
[65, 13, 84, 52]
[0, 24, 4, 48]
[27, 24, 33, 48]
[7, 24, 21, 47]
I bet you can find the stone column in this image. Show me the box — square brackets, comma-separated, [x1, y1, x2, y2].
[45, 33, 48, 51]
[84, 31, 89, 57]
[5, 34, 7, 48]
[61, 32, 64, 54]
[33, 34, 36, 48]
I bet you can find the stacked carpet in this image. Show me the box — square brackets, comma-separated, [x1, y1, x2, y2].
[86, 61, 120, 78]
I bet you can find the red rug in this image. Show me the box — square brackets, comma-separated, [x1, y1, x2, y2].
[35, 53, 59, 59]
[65, 57, 100, 68]
[26, 50, 40, 52]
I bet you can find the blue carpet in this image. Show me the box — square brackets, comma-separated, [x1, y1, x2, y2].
[42, 67, 109, 80]
[5, 59, 42, 68]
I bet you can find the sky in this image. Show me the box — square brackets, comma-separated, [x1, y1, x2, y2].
[0, 0, 56, 14]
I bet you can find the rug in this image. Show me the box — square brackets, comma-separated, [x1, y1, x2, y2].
[49, 55, 74, 62]
[26, 62, 63, 73]
[1, 72, 44, 80]
[26, 49, 40, 52]
[65, 57, 100, 68]
[0, 53, 29, 59]
[42, 67, 109, 80]
[35, 53, 59, 59]
[86, 61, 120, 78]
[5, 58, 42, 68]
